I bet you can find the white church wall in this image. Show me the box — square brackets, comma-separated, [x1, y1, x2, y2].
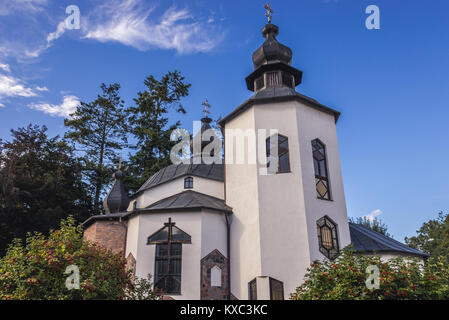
[224, 99, 351, 299]
[128, 176, 224, 211]
[295, 103, 352, 263]
[225, 106, 263, 300]
[125, 215, 140, 264]
[201, 209, 228, 259]
[253, 101, 313, 298]
[127, 209, 229, 300]
[133, 211, 203, 300]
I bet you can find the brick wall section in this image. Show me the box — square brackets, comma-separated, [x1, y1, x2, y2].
[83, 220, 127, 256]
[201, 249, 229, 300]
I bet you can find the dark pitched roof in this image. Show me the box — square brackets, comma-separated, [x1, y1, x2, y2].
[82, 212, 126, 228]
[133, 163, 224, 198]
[349, 222, 429, 258]
[142, 190, 232, 214]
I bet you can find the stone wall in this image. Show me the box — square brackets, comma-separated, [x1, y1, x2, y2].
[83, 219, 127, 256]
[200, 249, 229, 300]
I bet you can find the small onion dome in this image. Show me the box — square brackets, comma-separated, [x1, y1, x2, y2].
[103, 169, 130, 214]
[190, 117, 221, 161]
[252, 23, 293, 69]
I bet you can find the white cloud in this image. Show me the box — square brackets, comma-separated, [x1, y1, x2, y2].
[0, 102, 4, 107]
[28, 95, 79, 118]
[363, 209, 383, 222]
[35, 85, 49, 92]
[0, 0, 48, 16]
[0, 63, 11, 72]
[0, 73, 36, 99]
[83, 0, 222, 54]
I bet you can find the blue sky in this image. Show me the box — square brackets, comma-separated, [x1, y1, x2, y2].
[0, 0, 448, 242]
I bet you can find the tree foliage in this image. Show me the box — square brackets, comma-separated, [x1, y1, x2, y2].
[349, 217, 391, 237]
[0, 217, 159, 300]
[126, 71, 190, 192]
[0, 125, 93, 255]
[291, 248, 449, 300]
[405, 211, 449, 262]
[64, 83, 128, 212]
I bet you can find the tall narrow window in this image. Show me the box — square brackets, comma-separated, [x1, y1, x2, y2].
[184, 176, 193, 189]
[312, 139, 331, 200]
[266, 134, 290, 174]
[147, 218, 191, 295]
[248, 278, 257, 300]
[269, 278, 284, 300]
[317, 216, 339, 259]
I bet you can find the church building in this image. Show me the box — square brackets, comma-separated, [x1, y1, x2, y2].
[83, 14, 428, 300]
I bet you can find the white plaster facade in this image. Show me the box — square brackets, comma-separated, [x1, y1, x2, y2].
[224, 100, 351, 299]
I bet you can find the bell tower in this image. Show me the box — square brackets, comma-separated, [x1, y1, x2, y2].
[220, 6, 351, 300]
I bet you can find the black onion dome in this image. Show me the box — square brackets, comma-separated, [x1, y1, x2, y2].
[103, 169, 130, 214]
[252, 24, 292, 69]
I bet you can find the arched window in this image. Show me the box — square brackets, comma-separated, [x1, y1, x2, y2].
[312, 139, 331, 200]
[266, 134, 290, 174]
[184, 176, 193, 189]
[317, 216, 339, 259]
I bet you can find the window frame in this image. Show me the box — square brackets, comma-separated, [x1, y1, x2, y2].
[316, 215, 339, 260]
[266, 134, 291, 174]
[312, 139, 332, 201]
[184, 176, 193, 189]
[269, 277, 284, 300]
[248, 278, 257, 300]
[148, 218, 191, 295]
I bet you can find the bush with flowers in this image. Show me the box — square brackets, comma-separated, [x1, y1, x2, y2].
[291, 247, 449, 300]
[0, 217, 158, 300]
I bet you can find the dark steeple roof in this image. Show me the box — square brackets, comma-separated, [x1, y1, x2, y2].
[245, 22, 303, 93]
[252, 24, 292, 68]
[103, 169, 130, 214]
[349, 222, 429, 258]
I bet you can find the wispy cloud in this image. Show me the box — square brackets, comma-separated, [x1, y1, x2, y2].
[0, 73, 37, 99]
[35, 85, 49, 92]
[363, 209, 383, 222]
[0, 0, 48, 16]
[28, 95, 79, 118]
[0, 63, 11, 72]
[83, 0, 222, 54]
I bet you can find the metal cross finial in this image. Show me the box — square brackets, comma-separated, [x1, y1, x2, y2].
[202, 99, 212, 118]
[264, 4, 273, 23]
[117, 156, 123, 170]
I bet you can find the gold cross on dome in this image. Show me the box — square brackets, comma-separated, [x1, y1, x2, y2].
[264, 4, 273, 23]
[202, 99, 212, 118]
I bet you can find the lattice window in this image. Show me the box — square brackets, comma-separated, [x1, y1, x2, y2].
[269, 278, 284, 300]
[266, 134, 290, 174]
[148, 218, 191, 295]
[266, 71, 281, 86]
[312, 139, 331, 200]
[317, 216, 339, 259]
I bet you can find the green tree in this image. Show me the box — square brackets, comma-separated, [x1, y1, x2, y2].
[126, 71, 191, 192]
[0, 124, 93, 255]
[64, 83, 128, 212]
[405, 211, 449, 261]
[291, 248, 449, 300]
[349, 216, 392, 237]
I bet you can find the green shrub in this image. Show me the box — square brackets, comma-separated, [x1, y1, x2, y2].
[291, 248, 449, 300]
[0, 217, 157, 300]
